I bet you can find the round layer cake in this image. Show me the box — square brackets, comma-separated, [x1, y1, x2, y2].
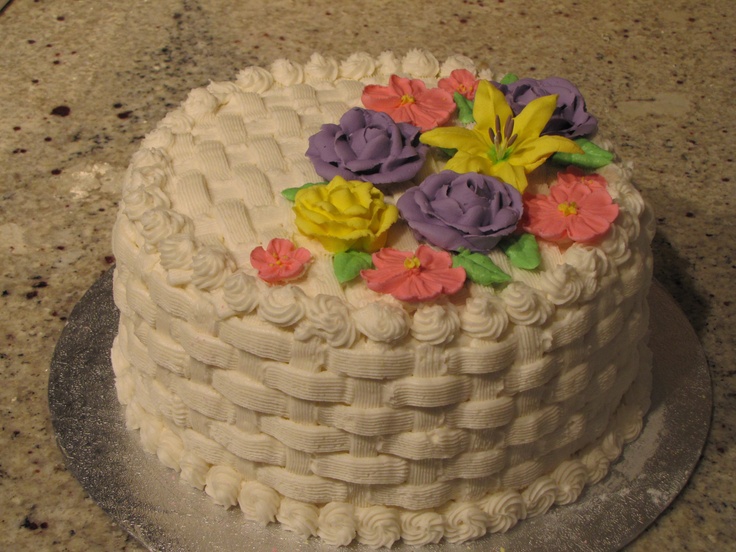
[111, 50, 654, 547]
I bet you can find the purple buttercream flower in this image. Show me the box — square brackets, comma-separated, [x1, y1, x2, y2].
[306, 107, 428, 191]
[496, 77, 598, 138]
[397, 171, 523, 252]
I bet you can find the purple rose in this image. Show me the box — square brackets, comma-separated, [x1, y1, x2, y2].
[397, 171, 523, 252]
[496, 77, 598, 138]
[306, 107, 428, 191]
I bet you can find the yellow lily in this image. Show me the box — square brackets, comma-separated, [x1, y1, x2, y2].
[420, 80, 582, 192]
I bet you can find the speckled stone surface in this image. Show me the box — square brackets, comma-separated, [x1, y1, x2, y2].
[1, 1, 733, 550]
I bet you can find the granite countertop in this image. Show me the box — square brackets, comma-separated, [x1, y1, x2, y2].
[1, 1, 733, 550]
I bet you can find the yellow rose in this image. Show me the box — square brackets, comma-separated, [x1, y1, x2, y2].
[293, 176, 399, 253]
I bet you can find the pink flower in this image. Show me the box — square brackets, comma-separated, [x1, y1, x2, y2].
[250, 238, 311, 284]
[556, 166, 608, 191]
[360, 245, 466, 302]
[438, 69, 479, 100]
[522, 179, 619, 244]
[362, 75, 456, 132]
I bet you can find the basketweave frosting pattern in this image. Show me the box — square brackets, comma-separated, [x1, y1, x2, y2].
[111, 50, 655, 546]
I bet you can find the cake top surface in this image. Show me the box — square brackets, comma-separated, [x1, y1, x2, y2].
[116, 50, 652, 347]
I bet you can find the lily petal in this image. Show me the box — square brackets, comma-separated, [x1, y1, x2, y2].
[513, 94, 560, 139]
[420, 126, 489, 155]
[473, 80, 513, 131]
[491, 162, 528, 193]
[445, 150, 496, 175]
[510, 134, 582, 172]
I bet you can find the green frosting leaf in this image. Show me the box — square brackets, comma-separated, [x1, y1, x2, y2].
[551, 138, 614, 169]
[499, 73, 520, 85]
[333, 250, 374, 284]
[453, 92, 475, 124]
[281, 181, 325, 202]
[500, 234, 541, 270]
[452, 249, 511, 286]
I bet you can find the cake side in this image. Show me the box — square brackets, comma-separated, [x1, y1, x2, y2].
[110, 51, 654, 547]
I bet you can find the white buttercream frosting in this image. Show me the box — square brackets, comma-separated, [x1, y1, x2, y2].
[304, 52, 339, 82]
[122, 180, 169, 220]
[522, 476, 558, 517]
[277, 498, 319, 538]
[179, 452, 209, 490]
[482, 490, 527, 533]
[440, 54, 477, 76]
[159, 234, 196, 270]
[356, 506, 402, 548]
[551, 460, 588, 505]
[443, 502, 488, 543]
[235, 66, 274, 93]
[222, 271, 259, 313]
[340, 52, 376, 80]
[270, 58, 304, 86]
[183, 88, 219, 119]
[411, 303, 460, 345]
[502, 282, 554, 326]
[317, 502, 356, 546]
[258, 285, 306, 326]
[353, 301, 410, 343]
[540, 264, 584, 306]
[402, 48, 440, 77]
[204, 465, 241, 508]
[191, 246, 234, 291]
[295, 294, 357, 348]
[399, 510, 444, 546]
[239, 480, 281, 525]
[139, 208, 190, 250]
[375, 51, 400, 75]
[111, 50, 654, 549]
[156, 428, 184, 471]
[460, 294, 509, 339]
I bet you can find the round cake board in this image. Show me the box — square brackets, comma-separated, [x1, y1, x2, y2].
[49, 270, 711, 551]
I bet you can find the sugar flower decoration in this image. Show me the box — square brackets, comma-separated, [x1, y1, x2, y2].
[362, 75, 456, 132]
[522, 174, 619, 243]
[438, 69, 479, 100]
[496, 77, 598, 138]
[556, 165, 608, 191]
[305, 108, 427, 191]
[360, 245, 466, 303]
[293, 175, 399, 253]
[419, 80, 582, 193]
[250, 238, 311, 284]
[397, 171, 523, 252]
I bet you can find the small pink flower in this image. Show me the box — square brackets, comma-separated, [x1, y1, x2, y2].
[438, 69, 479, 100]
[250, 238, 311, 284]
[360, 245, 466, 302]
[362, 75, 456, 132]
[522, 179, 619, 244]
[556, 166, 608, 191]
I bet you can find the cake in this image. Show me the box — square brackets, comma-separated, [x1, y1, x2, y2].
[110, 50, 654, 547]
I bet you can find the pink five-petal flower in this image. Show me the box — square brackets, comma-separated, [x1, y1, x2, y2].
[522, 180, 619, 244]
[250, 238, 311, 284]
[362, 75, 456, 132]
[360, 245, 466, 302]
[438, 69, 479, 100]
[556, 166, 609, 191]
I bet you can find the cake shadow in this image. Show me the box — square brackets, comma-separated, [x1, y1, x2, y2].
[651, 229, 709, 336]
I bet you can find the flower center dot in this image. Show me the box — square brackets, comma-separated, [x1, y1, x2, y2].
[399, 94, 415, 106]
[558, 201, 579, 216]
[404, 256, 421, 270]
